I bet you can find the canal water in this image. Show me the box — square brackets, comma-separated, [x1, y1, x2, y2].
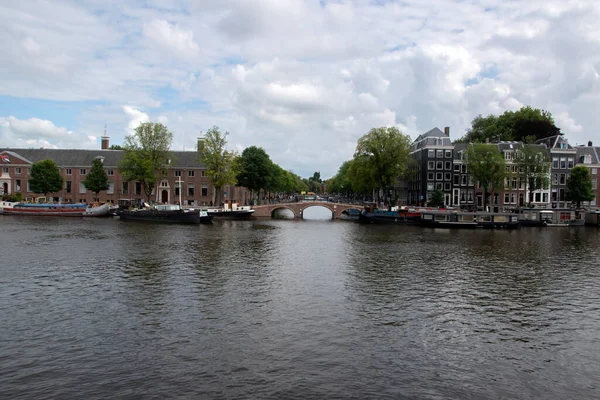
[1, 209, 600, 399]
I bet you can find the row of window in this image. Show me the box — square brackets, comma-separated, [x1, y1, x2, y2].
[427, 161, 453, 170]
[427, 149, 453, 159]
[2, 167, 205, 178]
[552, 157, 575, 169]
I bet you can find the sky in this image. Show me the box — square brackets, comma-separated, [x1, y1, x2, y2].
[1, 0, 599, 178]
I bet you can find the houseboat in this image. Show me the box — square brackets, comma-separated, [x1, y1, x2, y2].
[420, 211, 520, 229]
[0, 201, 109, 217]
[358, 204, 423, 224]
[538, 209, 586, 227]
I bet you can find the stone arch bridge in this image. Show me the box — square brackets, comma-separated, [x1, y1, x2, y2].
[252, 202, 362, 219]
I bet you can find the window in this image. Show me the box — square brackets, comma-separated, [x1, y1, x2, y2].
[461, 175, 468, 186]
[80, 169, 87, 175]
[188, 184, 195, 196]
[444, 182, 451, 191]
[27, 168, 31, 175]
[454, 164, 460, 172]
[560, 158, 566, 169]
[428, 150, 435, 158]
[135, 182, 142, 195]
[436, 161, 443, 170]
[560, 143, 567, 149]
[107, 169, 114, 176]
[202, 184, 208, 196]
[445, 173, 451, 181]
[461, 165, 467, 173]
[428, 161, 435, 170]
[16, 167, 21, 174]
[592, 168, 597, 175]
[553, 174, 558, 185]
[428, 172, 434, 180]
[552, 158, 558, 168]
[453, 175, 460, 185]
[559, 173, 566, 184]
[504, 193, 510, 204]
[445, 150, 452, 158]
[436, 172, 443, 180]
[79, 182, 86, 194]
[65, 181, 71, 194]
[175, 181, 180, 196]
[122, 182, 128, 195]
[162, 170, 168, 177]
[436, 150, 444, 158]
[543, 193, 548, 203]
[27, 180, 31, 192]
[175, 170, 182, 177]
[201, 170, 206, 177]
[435, 182, 443, 190]
[107, 181, 114, 194]
[445, 161, 451, 170]
[15, 179, 21, 192]
[188, 170, 195, 177]
[2, 167, 7, 174]
[65, 168, 71, 175]
[567, 158, 574, 169]
[427, 182, 434, 191]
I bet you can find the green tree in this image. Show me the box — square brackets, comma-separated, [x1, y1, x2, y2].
[351, 127, 413, 204]
[457, 106, 560, 143]
[428, 189, 445, 207]
[465, 144, 506, 209]
[327, 160, 354, 195]
[566, 166, 594, 209]
[119, 122, 173, 202]
[199, 126, 238, 207]
[109, 144, 124, 150]
[29, 159, 64, 198]
[83, 158, 109, 202]
[514, 144, 550, 207]
[236, 146, 273, 205]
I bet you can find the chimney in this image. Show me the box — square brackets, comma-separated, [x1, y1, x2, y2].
[444, 126, 450, 136]
[101, 136, 109, 150]
[197, 135, 205, 152]
[588, 141, 593, 147]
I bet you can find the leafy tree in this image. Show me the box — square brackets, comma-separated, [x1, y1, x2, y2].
[119, 122, 173, 202]
[327, 160, 354, 195]
[428, 189, 445, 207]
[514, 144, 550, 207]
[456, 106, 560, 143]
[83, 158, 109, 202]
[351, 127, 413, 204]
[236, 146, 274, 205]
[309, 171, 321, 183]
[566, 166, 594, 209]
[465, 144, 506, 209]
[199, 126, 238, 207]
[29, 159, 64, 198]
[109, 144, 124, 150]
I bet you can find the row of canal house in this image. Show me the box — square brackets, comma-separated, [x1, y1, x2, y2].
[0, 136, 249, 206]
[407, 127, 600, 211]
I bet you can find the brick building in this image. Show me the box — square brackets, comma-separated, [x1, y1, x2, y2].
[0, 137, 249, 206]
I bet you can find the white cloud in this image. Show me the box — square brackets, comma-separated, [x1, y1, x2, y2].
[1, 0, 600, 177]
[0, 116, 97, 149]
[143, 19, 199, 56]
[122, 106, 149, 133]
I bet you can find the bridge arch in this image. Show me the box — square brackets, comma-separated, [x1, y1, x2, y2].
[252, 202, 363, 219]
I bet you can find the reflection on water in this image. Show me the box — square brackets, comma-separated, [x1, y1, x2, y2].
[1, 215, 600, 399]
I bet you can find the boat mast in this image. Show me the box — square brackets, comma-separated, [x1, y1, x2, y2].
[177, 176, 183, 207]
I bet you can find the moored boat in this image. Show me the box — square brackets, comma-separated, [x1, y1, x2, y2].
[206, 202, 254, 219]
[538, 209, 586, 227]
[420, 210, 520, 229]
[358, 204, 423, 224]
[116, 201, 212, 224]
[0, 202, 109, 217]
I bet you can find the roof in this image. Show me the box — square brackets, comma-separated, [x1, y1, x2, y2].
[0, 148, 206, 169]
[411, 127, 453, 151]
[575, 146, 600, 165]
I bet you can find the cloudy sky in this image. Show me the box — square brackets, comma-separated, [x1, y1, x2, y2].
[1, 0, 599, 178]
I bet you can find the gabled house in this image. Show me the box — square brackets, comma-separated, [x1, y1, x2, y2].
[409, 127, 454, 206]
[536, 135, 577, 209]
[575, 141, 600, 209]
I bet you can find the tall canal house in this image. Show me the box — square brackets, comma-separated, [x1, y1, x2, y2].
[406, 128, 599, 210]
[0, 136, 249, 206]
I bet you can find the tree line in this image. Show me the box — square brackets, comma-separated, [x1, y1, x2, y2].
[12, 105, 595, 209]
